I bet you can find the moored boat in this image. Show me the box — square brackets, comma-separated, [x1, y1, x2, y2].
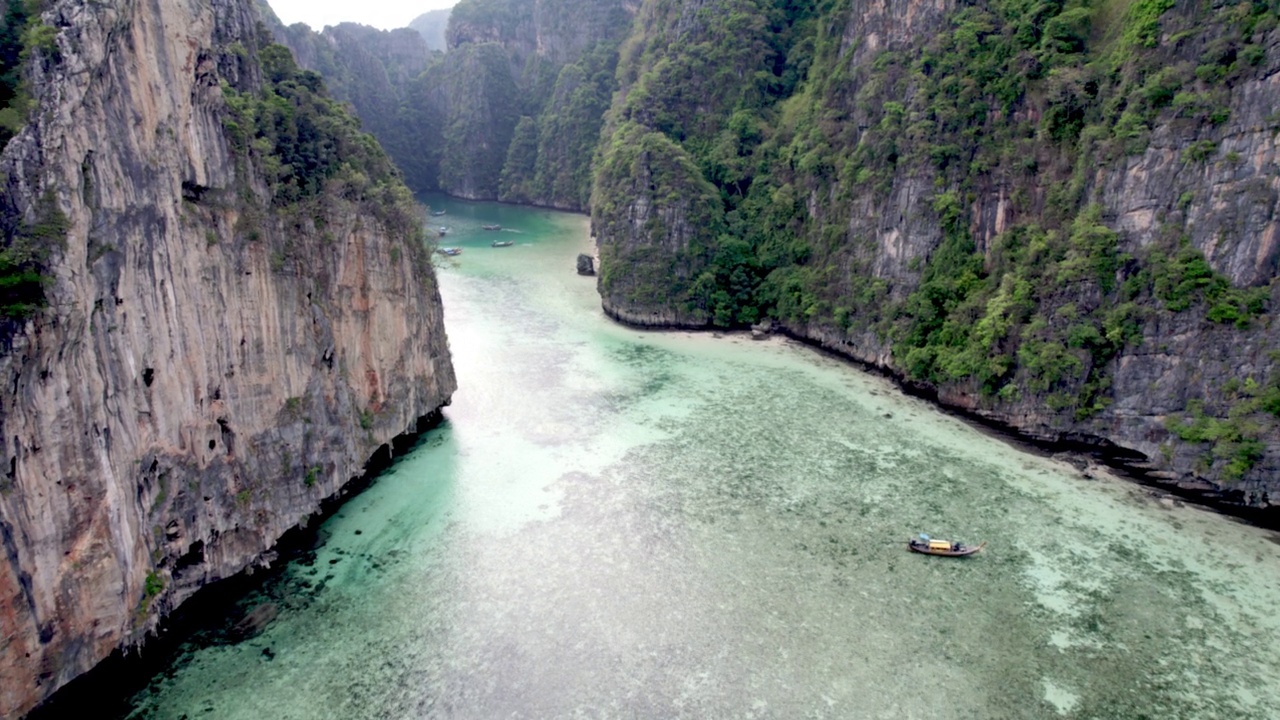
[491, 240, 514, 247]
[482, 224, 502, 231]
[437, 247, 463, 256]
[907, 534, 985, 557]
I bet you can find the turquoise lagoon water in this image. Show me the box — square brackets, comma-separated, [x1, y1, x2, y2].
[117, 197, 1280, 719]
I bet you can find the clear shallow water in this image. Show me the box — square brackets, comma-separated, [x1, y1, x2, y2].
[120, 198, 1280, 719]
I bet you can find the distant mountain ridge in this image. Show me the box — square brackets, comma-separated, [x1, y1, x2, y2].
[259, 13, 441, 193]
[267, 0, 634, 209]
[410, 8, 452, 51]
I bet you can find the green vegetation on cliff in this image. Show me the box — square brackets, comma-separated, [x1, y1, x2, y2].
[0, 191, 66, 321]
[774, 0, 1278, 466]
[435, 42, 522, 198]
[594, 122, 725, 313]
[0, 0, 45, 149]
[0, 0, 62, 322]
[593, 0, 1280, 485]
[265, 19, 439, 194]
[500, 42, 619, 208]
[219, 42, 420, 240]
[269, 0, 631, 209]
[592, 0, 835, 322]
[442, 0, 632, 206]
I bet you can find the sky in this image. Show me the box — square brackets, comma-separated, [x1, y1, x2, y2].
[267, 0, 456, 31]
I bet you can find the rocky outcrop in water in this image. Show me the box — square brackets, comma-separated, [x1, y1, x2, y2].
[0, 0, 455, 716]
[591, 0, 1280, 515]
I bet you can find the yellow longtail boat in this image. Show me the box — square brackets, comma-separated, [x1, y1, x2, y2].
[907, 534, 986, 557]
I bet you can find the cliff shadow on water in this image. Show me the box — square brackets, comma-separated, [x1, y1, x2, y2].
[25, 411, 449, 720]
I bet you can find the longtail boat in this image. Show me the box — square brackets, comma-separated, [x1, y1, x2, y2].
[907, 535, 986, 557]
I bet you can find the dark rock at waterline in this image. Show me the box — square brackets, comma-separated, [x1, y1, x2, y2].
[577, 254, 596, 276]
[751, 318, 776, 340]
[231, 603, 278, 640]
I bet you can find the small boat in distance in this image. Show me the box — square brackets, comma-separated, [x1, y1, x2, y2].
[908, 534, 985, 557]
[437, 226, 449, 235]
[482, 224, 502, 231]
[437, 247, 462, 256]
[491, 240, 514, 247]
[430, 210, 446, 216]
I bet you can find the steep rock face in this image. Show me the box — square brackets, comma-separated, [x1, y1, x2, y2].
[281, 23, 430, 91]
[264, 16, 440, 194]
[448, 0, 632, 70]
[800, 0, 1280, 506]
[262, 0, 633, 208]
[498, 42, 618, 209]
[432, 41, 522, 199]
[841, 0, 956, 66]
[0, 0, 455, 716]
[593, 0, 817, 323]
[592, 0, 1280, 511]
[592, 123, 719, 325]
[1099, 53, 1280, 288]
[435, 0, 633, 205]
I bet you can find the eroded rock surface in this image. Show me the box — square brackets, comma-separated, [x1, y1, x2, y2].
[0, 1, 455, 715]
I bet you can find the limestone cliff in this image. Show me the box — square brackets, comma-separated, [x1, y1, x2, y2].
[432, 40, 523, 199]
[0, 0, 455, 716]
[498, 40, 619, 209]
[447, 0, 633, 71]
[258, 6, 440, 194]
[271, 0, 633, 207]
[592, 0, 1280, 514]
[593, 122, 721, 326]
[438, 0, 634, 205]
